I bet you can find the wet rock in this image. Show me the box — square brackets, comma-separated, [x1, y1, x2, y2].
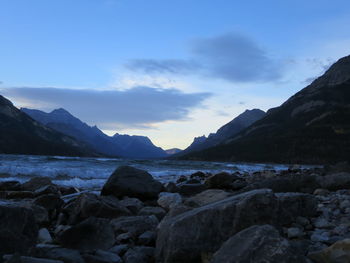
[109, 245, 129, 256]
[123, 246, 155, 263]
[178, 183, 207, 196]
[211, 225, 309, 263]
[32, 244, 85, 263]
[58, 217, 115, 251]
[34, 194, 64, 211]
[204, 172, 239, 189]
[313, 189, 330, 196]
[101, 166, 163, 200]
[163, 182, 178, 193]
[0, 191, 35, 199]
[63, 193, 131, 224]
[111, 215, 158, 237]
[190, 171, 206, 179]
[3, 255, 63, 263]
[184, 189, 232, 207]
[138, 206, 166, 220]
[157, 193, 182, 210]
[22, 177, 53, 191]
[308, 238, 350, 263]
[0, 181, 21, 191]
[287, 227, 304, 239]
[35, 185, 60, 197]
[318, 172, 350, 191]
[0, 203, 38, 254]
[138, 231, 156, 246]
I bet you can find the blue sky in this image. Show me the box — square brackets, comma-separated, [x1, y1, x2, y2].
[1, 0, 350, 149]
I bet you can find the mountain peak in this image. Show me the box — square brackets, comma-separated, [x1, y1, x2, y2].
[51, 108, 71, 115]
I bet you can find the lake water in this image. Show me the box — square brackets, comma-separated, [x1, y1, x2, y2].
[0, 154, 311, 191]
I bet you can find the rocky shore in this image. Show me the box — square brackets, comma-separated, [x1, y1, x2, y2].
[1, 163, 350, 263]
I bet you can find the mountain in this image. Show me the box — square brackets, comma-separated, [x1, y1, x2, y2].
[0, 95, 93, 156]
[22, 108, 167, 159]
[183, 55, 350, 164]
[178, 109, 265, 156]
[165, 148, 182, 155]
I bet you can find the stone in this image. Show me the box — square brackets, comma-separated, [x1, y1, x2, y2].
[287, 227, 304, 239]
[3, 255, 63, 263]
[190, 171, 206, 179]
[0, 180, 21, 191]
[340, 200, 350, 210]
[34, 194, 64, 211]
[0, 203, 38, 254]
[314, 218, 332, 229]
[22, 177, 53, 191]
[0, 191, 35, 199]
[109, 244, 129, 256]
[313, 189, 330, 196]
[63, 193, 131, 224]
[32, 244, 85, 263]
[119, 197, 144, 214]
[311, 231, 330, 242]
[83, 249, 122, 263]
[35, 185, 60, 197]
[38, 228, 53, 244]
[58, 217, 115, 251]
[138, 231, 156, 246]
[138, 206, 166, 220]
[116, 232, 133, 244]
[123, 246, 155, 263]
[157, 193, 182, 210]
[318, 172, 350, 191]
[111, 215, 158, 237]
[184, 189, 232, 207]
[163, 182, 178, 193]
[204, 172, 239, 189]
[178, 183, 207, 196]
[211, 225, 309, 263]
[308, 238, 350, 263]
[101, 166, 163, 200]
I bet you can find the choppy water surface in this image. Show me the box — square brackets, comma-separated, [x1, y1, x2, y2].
[0, 154, 314, 191]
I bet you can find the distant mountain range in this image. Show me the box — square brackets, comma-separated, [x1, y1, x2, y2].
[176, 109, 265, 156]
[182, 55, 350, 164]
[21, 108, 168, 159]
[0, 95, 93, 156]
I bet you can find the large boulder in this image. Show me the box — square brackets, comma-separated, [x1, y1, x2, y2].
[57, 217, 115, 251]
[101, 166, 163, 200]
[211, 225, 309, 263]
[0, 202, 38, 254]
[204, 172, 239, 189]
[157, 193, 182, 210]
[156, 189, 318, 263]
[63, 193, 131, 224]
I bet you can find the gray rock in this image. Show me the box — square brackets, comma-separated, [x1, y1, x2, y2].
[211, 225, 309, 263]
[109, 245, 129, 256]
[3, 255, 63, 263]
[38, 228, 53, 244]
[34, 194, 64, 211]
[204, 172, 239, 189]
[318, 172, 350, 191]
[119, 197, 144, 214]
[22, 177, 53, 191]
[287, 227, 304, 239]
[157, 193, 182, 210]
[184, 189, 232, 207]
[138, 206, 166, 220]
[178, 183, 207, 196]
[111, 215, 158, 237]
[58, 217, 115, 251]
[83, 249, 122, 263]
[32, 244, 85, 263]
[0, 181, 21, 191]
[123, 246, 155, 263]
[0, 203, 38, 254]
[138, 231, 156, 246]
[101, 166, 163, 200]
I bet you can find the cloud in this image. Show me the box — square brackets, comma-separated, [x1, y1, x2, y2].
[1, 86, 211, 130]
[126, 32, 283, 83]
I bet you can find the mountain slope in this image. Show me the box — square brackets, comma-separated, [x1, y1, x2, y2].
[182, 55, 350, 164]
[178, 109, 265, 156]
[22, 108, 167, 159]
[0, 95, 93, 156]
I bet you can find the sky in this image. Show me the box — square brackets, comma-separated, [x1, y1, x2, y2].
[0, 0, 350, 149]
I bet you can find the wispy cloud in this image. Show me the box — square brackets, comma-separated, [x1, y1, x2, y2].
[1, 86, 211, 130]
[126, 32, 284, 83]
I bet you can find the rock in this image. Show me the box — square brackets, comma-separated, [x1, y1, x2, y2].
[109, 244, 129, 256]
[138, 206, 166, 220]
[313, 189, 330, 196]
[83, 249, 122, 263]
[119, 197, 144, 214]
[314, 218, 332, 229]
[157, 193, 182, 210]
[186, 178, 201, 184]
[35, 185, 60, 197]
[310, 231, 330, 242]
[63, 193, 131, 224]
[116, 232, 133, 244]
[184, 189, 232, 207]
[156, 189, 319, 262]
[3, 255, 64, 263]
[22, 177, 53, 191]
[204, 172, 238, 189]
[0, 203, 38, 254]
[176, 176, 187, 183]
[0, 191, 35, 199]
[38, 228, 53, 244]
[101, 166, 163, 200]
[156, 189, 279, 262]
[178, 183, 207, 196]
[0, 180, 21, 191]
[163, 182, 178, 193]
[59, 186, 79, 196]
[211, 225, 309, 263]
[190, 171, 206, 179]
[32, 244, 85, 263]
[318, 172, 350, 191]
[138, 231, 156, 246]
[58, 217, 115, 251]
[111, 215, 158, 237]
[308, 238, 350, 263]
[123, 246, 155, 263]
[287, 227, 304, 239]
[340, 200, 350, 210]
[34, 194, 64, 211]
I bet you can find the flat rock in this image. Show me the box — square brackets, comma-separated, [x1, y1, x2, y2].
[184, 189, 232, 207]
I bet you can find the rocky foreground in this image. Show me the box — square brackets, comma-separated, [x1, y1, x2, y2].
[1, 164, 350, 263]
